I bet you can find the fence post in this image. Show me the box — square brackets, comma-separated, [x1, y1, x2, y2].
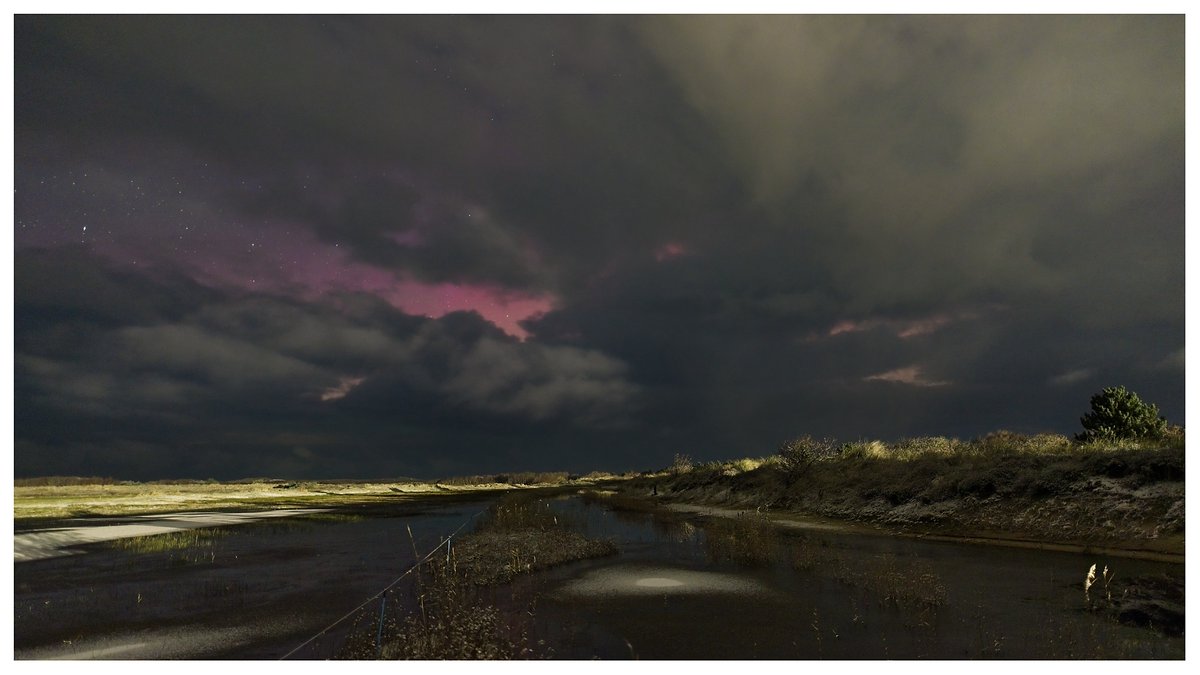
[374, 591, 388, 659]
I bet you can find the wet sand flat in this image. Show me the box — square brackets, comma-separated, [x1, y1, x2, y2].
[14, 509, 330, 561]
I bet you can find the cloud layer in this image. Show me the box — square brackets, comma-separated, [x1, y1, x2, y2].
[14, 16, 1184, 478]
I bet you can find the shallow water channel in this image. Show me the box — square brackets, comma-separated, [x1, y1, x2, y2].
[13, 491, 1184, 659]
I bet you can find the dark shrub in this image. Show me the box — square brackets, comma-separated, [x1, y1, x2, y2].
[1077, 386, 1168, 442]
[1129, 454, 1184, 486]
[1100, 457, 1130, 478]
[1021, 464, 1083, 498]
[776, 436, 838, 475]
[956, 474, 997, 498]
[918, 476, 958, 503]
[973, 430, 1028, 453]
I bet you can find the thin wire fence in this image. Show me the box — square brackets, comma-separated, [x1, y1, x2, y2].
[278, 505, 487, 660]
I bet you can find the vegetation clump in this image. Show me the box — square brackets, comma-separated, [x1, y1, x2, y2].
[1080, 563, 1185, 637]
[1077, 386, 1168, 442]
[669, 453, 694, 476]
[702, 513, 777, 565]
[451, 494, 616, 585]
[376, 562, 541, 660]
[776, 436, 839, 474]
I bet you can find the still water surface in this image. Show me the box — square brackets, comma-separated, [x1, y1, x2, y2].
[13, 492, 1183, 659]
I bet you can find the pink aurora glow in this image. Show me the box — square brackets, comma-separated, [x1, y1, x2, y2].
[862, 365, 949, 387]
[827, 312, 962, 339]
[109, 220, 554, 339]
[654, 241, 688, 261]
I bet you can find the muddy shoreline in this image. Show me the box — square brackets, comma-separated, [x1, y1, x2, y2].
[652, 500, 1184, 564]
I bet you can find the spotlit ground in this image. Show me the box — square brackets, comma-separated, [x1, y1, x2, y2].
[556, 565, 768, 597]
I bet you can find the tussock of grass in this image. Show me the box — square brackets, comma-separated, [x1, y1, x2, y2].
[340, 560, 543, 660]
[791, 543, 948, 611]
[389, 563, 539, 659]
[702, 513, 777, 565]
[839, 440, 890, 460]
[104, 527, 228, 555]
[477, 494, 565, 532]
[452, 494, 617, 585]
[729, 457, 766, 473]
[452, 530, 616, 585]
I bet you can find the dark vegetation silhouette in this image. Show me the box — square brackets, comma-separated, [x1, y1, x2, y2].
[1077, 385, 1169, 442]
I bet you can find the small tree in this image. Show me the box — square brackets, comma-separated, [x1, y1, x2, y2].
[1077, 386, 1167, 442]
[776, 436, 838, 475]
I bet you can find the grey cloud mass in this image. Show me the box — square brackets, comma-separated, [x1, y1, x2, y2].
[13, 15, 1184, 479]
[639, 16, 1182, 319]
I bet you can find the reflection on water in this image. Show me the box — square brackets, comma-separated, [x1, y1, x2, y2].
[14, 500, 495, 659]
[532, 493, 1184, 659]
[13, 491, 1185, 659]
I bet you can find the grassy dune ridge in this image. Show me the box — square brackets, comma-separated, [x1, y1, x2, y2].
[11, 471, 636, 522]
[625, 432, 1185, 555]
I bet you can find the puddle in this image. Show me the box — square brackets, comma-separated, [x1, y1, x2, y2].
[556, 565, 769, 597]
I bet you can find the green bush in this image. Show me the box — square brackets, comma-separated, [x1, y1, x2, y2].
[1077, 386, 1168, 442]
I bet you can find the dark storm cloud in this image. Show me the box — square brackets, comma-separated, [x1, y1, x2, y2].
[13, 16, 1184, 478]
[238, 170, 555, 289]
[15, 249, 640, 478]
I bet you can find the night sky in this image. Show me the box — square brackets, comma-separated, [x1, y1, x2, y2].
[13, 15, 1185, 480]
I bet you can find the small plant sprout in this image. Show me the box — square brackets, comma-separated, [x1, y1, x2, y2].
[1084, 563, 1116, 606]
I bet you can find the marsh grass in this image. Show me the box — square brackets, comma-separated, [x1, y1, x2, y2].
[701, 513, 777, 565]
[100, 528, 232, 566]
[791, 541, 948, 615]
[844, 554, 948, 612]
[382, 559, 543, 659]
[1079, 562, 1184, 637]
[341, 500, 571, 659]
[96, 512, 366, 566]
[452, 493, 616, 586]
[103, 527, 228, 555]
[290, 511, 368, 524]
[477, 493, 565, 532]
